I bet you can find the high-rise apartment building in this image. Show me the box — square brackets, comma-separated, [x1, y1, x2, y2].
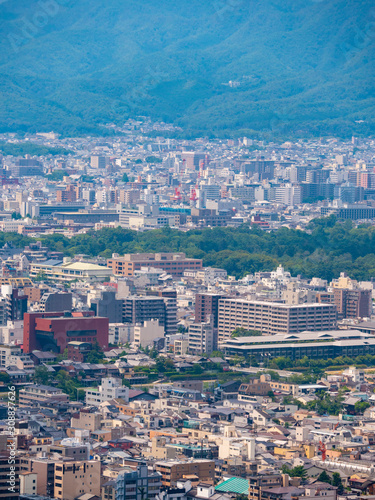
[195, 293, 226, 328]
[90, 155, 106, 168]
[333, 288, 372, 319]
[188, 319, 216, 355]
[90, 290, 123, 323]
[218, 299, 337, 342]
[122, 295, 176, 336]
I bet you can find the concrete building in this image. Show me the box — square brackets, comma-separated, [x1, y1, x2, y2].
[20, 457, 55, 497]
[218, 299, 337, 341]
[29, 260, 112, 283]
[39, 292, 72, 313]
[90, 155, 106, 168]
[155, 460, 215, 487]
[70, 410, 102, 432]
[115, 464, 162, 500]
[147, 289, 178, 336]
[90, 290, 123, 323]
[222, 329, 375, 360]
[107, 253, 202, 278]
[20, 472, 38, 496]
[0, 344, 22, 368]
[333, 288, 372, 319]
[19, 385, 69, 407]
[123, 296, 167, 332]
[67, 341, 92, 362]
[85, 377, 129, 405]
[0, 455, 19, 498]
[54, 459, 101, 500]
[195, 293, 226, 328]
[133, 319, 165, 348]
[188, 319, 216, 355]
[23, 311, 109, 354]
[109, 323, 134, 344]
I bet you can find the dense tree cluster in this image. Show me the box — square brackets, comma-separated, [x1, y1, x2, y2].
[27, 218, 375, 281]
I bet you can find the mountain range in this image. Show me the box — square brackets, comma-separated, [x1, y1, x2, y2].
[0, 0, 374, 137]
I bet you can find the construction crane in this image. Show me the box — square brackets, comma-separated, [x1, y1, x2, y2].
[174, 186, 182, 201]
[190, 186, 198, 202]
[318, 441, 327, 461]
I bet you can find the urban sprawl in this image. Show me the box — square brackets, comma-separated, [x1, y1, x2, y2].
[0, 121, 375, 500]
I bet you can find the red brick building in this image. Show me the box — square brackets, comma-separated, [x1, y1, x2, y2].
[23, 311, 109, 354]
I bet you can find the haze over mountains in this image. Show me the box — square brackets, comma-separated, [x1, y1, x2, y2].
[0, 0, 374, 137]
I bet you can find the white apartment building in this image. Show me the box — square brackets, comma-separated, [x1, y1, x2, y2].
[85, 377, 129, 405]
[188, 320, 215, 355]
[109, 323, 134, 345]
[133, 319, 164, 348]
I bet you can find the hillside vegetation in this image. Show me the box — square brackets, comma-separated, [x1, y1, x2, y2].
[0, 0, 374, 137]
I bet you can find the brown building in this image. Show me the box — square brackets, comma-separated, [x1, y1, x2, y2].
[333, 288, 372, 319]
[20, 457, 55, 497]
[249, 473, 283, 500]
[54, 460, 101, 500]
[24, 287, 45, 303]
[56, 185, 76, 202]
[155, 459, 215, 487]
[186, 209, 233, 227]
[67, 341, 92, 362]
[238, 379, 271, 398]
[181, 152, 208, 171]
[71, 409, 102, 432]
[195, 293, 226, 328]
[107, 252, 202, 278]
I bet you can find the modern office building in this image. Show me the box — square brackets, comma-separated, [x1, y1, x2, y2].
[221, 329, 375, 360]
[23, 311, 109, 353]
[218, 299, 337, 342]
[90, 290, 123, 323]
[107, 253, 202, 278]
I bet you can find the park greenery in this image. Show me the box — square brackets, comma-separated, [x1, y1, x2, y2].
[2, 217, 375, 282]
[231, 328, 262, 338]
[0, 142, 72, 156]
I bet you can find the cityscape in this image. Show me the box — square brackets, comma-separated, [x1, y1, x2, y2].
[1, 1, 375, 500]
[0, 121, 374, 500]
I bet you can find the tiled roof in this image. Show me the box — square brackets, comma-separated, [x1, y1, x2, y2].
[215, 477, 249, 494]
